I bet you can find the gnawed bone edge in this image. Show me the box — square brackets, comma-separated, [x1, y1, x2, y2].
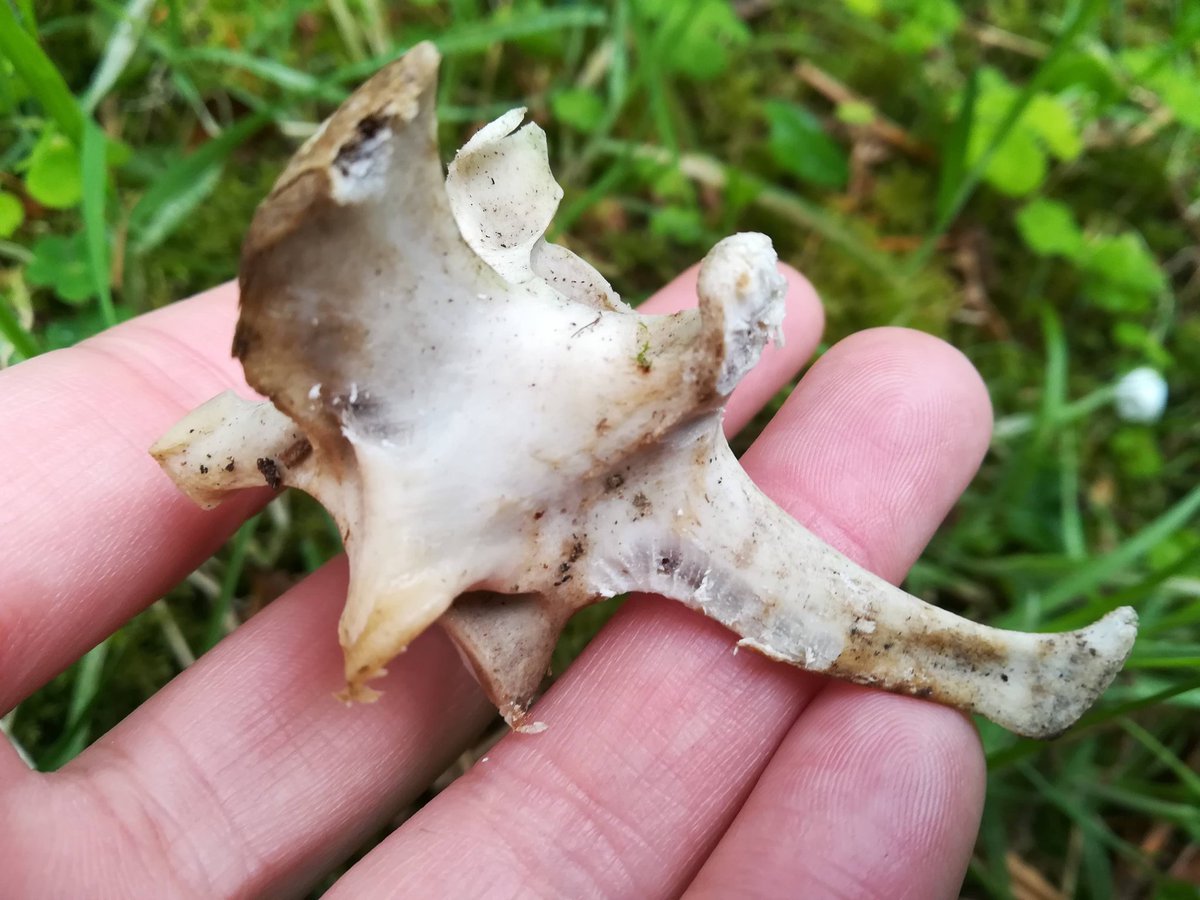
[151, 42, 1137, 740]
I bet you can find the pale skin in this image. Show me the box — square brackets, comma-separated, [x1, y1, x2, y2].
[0, 265, 990, 898]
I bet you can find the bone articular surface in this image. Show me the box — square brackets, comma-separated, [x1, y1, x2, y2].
[151, 41, 1137, 739]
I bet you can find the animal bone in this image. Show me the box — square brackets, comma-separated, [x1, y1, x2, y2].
[151, 42, 1137, 739]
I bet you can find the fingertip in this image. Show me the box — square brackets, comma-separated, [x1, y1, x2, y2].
[836, 327, 992, 443]
[688, 683, 985, 900]
[805, 682, 987, 818]
[743, 325, 993, 581]
[776, 262, 824, 346]
[784, 684, 986, 898]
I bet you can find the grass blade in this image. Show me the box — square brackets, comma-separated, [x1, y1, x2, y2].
[591, 139, 899, 286]
[81, 119, 115, 328]
[978, 794, 1015, 899]
[201, 516, 259, 652]
[1018, 762, 1149, 872]
[933, 68, 977, 226]
[80, 0, 157, 114]
[0, 1, 85, 144]
[358, 0, 389, 56]
[38, 638, 111, 770]
[629, 1, 679, 155]
[907, 0, 1102, 270]
[1120, 718, 1200, 799]
[14, 0, 36, 34]
[181, 47, 343, 100]
[988, 674, 1200, 770]
[436, 5, 607, 55]
[128, 112, 270, 254]
[325, 0, 369, 62]
[1038, 481, 1200, 624]
[0, 289, 41, 360]
[1035, 304, 1069, 449]
[333, 6, 608, 84]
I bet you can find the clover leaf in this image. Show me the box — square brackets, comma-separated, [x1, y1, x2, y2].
[25, 232, 95, 304]
[0, 191, 24, 237]
[24, 129, 83, 209]
[1015, 198, 1084, 259]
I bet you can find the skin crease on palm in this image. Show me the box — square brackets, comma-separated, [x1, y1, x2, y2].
[0, 61, 1010, 900]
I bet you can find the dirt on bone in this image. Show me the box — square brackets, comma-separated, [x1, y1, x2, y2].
[257, 457, 283, 490]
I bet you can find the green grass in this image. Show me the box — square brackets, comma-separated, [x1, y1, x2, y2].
[2, 1, 1199, 896]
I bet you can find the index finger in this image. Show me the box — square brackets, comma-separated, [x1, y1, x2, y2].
[0, 283, 263, 714]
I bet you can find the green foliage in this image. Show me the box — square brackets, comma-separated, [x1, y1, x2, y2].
[634, 0, 750, 82]
[23, 128, 81, 208]
[967, 69, 1082, 196]
[80, 119, 114, 325]
[763, 100, 849, 189]
[127, 114, 270, 255]
[1014, 200, 1166, 315]
[649, 204, 706, 245]
[1111, 427, 1164, 480]
[0, 0, 84, 143]
[1042, 48, 1123, 108]
[1121, 48, 1200, 131]
[835, 100, 874, 126]
[40, 302, 134, 350]
[0, 191, 23, 236]
[841, 0, 961, 54]
[1079, 232, 1166, 313]
[25, 233, 94, 303]
[1015, 198, 1083, 258]
[550, 87, 605, 133]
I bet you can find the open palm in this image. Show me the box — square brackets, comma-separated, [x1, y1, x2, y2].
[1, 267, 989, 898]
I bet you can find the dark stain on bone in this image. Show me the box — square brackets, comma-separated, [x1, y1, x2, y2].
[335, 114, 388, 176]
[827, 619, 1010, 709]
[657, 551, 681, 576]
[257, 457, 283, 490]
[231, 324, 254, 362]
[632, 492, 652, 517]
[605, 473, 625, 492]
[278, 438, 313, 469]
[199, 464, 209, 475]
[553, 538, 586, 587]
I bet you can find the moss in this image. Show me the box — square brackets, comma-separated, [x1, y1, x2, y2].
[635, 321, 652, 371]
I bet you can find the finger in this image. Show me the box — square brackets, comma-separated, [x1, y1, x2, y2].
[25, 560, 493, 897]
[0, 282, 267, 713]
[326, 327, 992, 898]
[687, 686, 984, 900]
[0, 733, 30, 788]
[687, 329, 992, 899]
[13, 269, 815, 894]
[638, 262, 823, 434]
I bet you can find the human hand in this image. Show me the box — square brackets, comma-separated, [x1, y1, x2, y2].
[0, 267, 989, 898]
